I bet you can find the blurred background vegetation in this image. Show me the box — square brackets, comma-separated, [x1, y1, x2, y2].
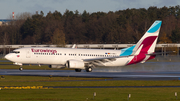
[1, 5, 180, 45]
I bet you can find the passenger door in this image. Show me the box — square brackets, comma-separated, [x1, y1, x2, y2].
[26, 49, 31, 58]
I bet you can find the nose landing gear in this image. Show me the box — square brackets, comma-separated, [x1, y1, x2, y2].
[19, 67, 23, 71]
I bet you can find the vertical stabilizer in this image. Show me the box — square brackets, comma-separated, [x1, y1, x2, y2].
[126, 20, 162, 65]
[132, 20, 162, 55]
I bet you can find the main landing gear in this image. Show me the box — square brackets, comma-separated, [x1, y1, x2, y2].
[74, 67, 93, 72]
[85, 67, 92, 72]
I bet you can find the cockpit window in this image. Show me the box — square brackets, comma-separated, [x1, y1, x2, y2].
[10, 51, 20, 54]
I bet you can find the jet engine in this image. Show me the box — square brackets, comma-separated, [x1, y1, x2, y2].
[48, 65, 65, 69]
[66, 60, 85, 69]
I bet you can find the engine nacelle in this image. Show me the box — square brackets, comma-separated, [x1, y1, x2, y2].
[49, 65, 65, 69]
[66, 60, 85, 69]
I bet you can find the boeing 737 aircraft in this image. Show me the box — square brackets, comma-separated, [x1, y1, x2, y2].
[5, 20, 162, 72]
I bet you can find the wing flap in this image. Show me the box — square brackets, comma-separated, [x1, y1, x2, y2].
[83, 56, 129, 66]
[83, 56, 128, 62]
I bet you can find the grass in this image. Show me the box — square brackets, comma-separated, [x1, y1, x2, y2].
[1, 76, 180, 87]
[0, 76, 180, 101]
[0, 88, 180, 101]
[1, 58, 180, 100]
[0, 77, 180, 101]
[1, 76, 180, 100]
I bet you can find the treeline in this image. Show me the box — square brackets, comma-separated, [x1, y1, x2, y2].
[1, 5, 180, 45]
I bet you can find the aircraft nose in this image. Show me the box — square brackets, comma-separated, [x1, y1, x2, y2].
[4, 54, 12, 60]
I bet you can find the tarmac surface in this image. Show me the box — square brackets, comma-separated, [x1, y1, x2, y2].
[1, 56, 180, 80]
[1, 69, 180, 80]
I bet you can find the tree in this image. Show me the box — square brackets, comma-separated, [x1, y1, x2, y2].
[159, 32, 172, 43]
[171, 28, 180, 43]
[82, 10, 89, 22]
[52, 28, 65, 47]
[2, 6, 180, 45]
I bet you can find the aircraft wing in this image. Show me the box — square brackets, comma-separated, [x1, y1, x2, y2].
[83, 56, 129, 66]
[83, 56, 128, 61]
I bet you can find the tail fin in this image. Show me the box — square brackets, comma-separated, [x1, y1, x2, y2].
[125, 20, 162, 65]
[120, 20, 162, 56]
[132, 20, 162, 55]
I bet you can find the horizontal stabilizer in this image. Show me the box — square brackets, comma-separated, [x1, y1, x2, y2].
[146, 51, 176, 56]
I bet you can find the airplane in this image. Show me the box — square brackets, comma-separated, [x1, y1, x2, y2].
[5, 20, 162, 72]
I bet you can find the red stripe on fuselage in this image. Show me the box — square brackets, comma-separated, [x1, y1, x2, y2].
[127, 36, 157, 65]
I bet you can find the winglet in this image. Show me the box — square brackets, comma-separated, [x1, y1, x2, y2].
[72, 44, 77, 48]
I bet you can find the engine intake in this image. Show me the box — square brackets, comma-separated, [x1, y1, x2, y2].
[66, 60, 85, 69]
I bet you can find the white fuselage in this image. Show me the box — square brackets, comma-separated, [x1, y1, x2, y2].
[4, 20, 162, 72]
[5, 47, 133, 67]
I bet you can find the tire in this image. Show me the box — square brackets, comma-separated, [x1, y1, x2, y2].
[75, 69, 81, 72]
[86, 67, 92, 72]
[19, 67, 23, 71]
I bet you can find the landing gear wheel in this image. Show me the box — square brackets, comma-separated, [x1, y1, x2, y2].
[75, 69, 81, 72]
[86, 67, 92, 72]
[19, 67, 23, 71]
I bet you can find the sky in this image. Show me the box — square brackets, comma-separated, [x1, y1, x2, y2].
[0, 0, 180, 19]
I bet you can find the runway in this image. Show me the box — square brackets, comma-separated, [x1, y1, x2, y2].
[1, 56, 180, 80]
[1, 69, 180, 80]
